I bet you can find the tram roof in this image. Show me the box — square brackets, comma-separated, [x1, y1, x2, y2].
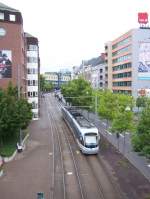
[66, 107, 95, 128]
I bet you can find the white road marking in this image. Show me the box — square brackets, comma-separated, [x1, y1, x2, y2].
[147, 164, 150, 168]
[67, 172, 73, 175]
[105, 130, 112, 135]
[76, 150, 80, 154]
[102, 122, 107, 126]
[120, 134, 124, 138]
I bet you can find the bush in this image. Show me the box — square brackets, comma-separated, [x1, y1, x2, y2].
[131, 134, 143, 152]
[142, 145, 150, 158]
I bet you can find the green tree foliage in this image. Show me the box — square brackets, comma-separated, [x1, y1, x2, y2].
[40, 74, 45, 92]
[61, 78, 93, 109]
[98, 91, 134, 132]
[136, 96, 148, 109]
[44, 82, 54, 92]
[0, 83, 32, 146]
[132, 99, 150, 157]
[98, 90, 118, 122]
[111, 109, 134, 134]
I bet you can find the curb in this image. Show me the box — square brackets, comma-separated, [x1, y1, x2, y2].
[4, 133, 29, 163]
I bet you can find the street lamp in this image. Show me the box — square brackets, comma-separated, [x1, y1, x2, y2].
[17, 65, 23, 151]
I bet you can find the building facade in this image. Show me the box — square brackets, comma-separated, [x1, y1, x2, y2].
[25, 33, 40, 120]
[0, 3, 40, 120]
[0, 3, 26, 94]
[44, 71, 71, 89]
[106, 28, 150, 98]
[72, 55, 107, 90]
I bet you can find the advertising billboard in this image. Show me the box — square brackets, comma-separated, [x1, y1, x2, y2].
[138, 42, 150, 80]
[0, 50, 12, 79]
[138, 12, 148, 24]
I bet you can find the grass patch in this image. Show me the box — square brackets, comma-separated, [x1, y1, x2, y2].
[0, 130, 27, 157]
[0, 137, 18, 157]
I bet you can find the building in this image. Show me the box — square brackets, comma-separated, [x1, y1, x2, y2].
[0, 3, 40, 120]
[44, 71, 71, 89]
[0, 3, 26, 94]
[73, 54, 107, 90]
[105, 28, 150, 98]
[25, 33, 40, 120]
[91, 62, 108, 89]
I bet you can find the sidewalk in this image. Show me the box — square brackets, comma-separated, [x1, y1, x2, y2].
[82, 110, 150, 182]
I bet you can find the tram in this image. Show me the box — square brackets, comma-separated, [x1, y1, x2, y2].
[61, 106, 100, 154]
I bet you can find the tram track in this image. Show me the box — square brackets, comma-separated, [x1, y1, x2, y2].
[45, 96, 66, 199]
[46, 94, 85, 199]
[44, 97, 55, 199]
[46, 94, 125, 199]
[54, 97, 109, 199]
[55, 95, 125, 199]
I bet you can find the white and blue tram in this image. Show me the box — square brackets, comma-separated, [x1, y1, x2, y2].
[61, 106, 100, 154]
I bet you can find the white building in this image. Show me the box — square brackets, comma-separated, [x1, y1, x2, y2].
[25, 33, 40, 120]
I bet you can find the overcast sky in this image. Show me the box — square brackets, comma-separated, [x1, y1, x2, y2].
[2, 0, 150, 73]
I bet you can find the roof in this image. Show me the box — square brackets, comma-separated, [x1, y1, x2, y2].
[24, 32, 35, 38]
[0, 2, 19, 12]
[68, 108, 95, 128]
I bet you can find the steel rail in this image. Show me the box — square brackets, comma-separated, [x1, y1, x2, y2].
[46, 96, 66, 199]
[44, 96, 55, 199]
[52, 95, 85, 199]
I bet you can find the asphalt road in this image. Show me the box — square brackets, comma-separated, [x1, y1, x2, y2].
[0, 93, 125, 199]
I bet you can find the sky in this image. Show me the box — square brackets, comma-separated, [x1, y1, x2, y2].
[1, 0, 150, 73]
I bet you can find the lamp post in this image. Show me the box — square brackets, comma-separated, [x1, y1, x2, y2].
[123, 106, 131, 154]
[17, 65, 22, 148]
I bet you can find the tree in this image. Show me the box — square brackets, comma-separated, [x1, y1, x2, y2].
[132, 99, 150, 157]
[61, 78, 93, 110]
[98, 90, 118, 127]
[0, 84, 32, 147]
[136, 96, 148, 110]
[111, 109, 134, 153]
[40, 74, 46, 92]
[44, 82, 54, 92]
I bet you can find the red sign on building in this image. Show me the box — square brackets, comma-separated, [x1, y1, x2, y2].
[138, 12, 148, 24]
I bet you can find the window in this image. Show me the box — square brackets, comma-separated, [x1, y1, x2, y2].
[113, 72, 132, 79]
[113, 63, 132, 71]
[100, 69, 103, 73]
[112, 45, 131, 57]
[0, 12, 4, 20]
[28, 45, 38, 51]
[28, 92, 33, 97]
[27, 57, 38, 63]
[9, 14, 16, 21]
[112, 36, 131, 50]
[28, 91, 38, 97]
[33, 113, 38, 118]
[112, 54, 131, 64]
[100, 82, 103, 87]
[32, 102, 38, 109]
[100, 75, 103, 80]
[27, 68, 38, 74]
[113, 81, 131, 87]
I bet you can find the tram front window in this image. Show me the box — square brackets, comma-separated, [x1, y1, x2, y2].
[84, 135, 97, 148]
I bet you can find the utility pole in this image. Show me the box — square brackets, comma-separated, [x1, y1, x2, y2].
[95, 93, 98, 115]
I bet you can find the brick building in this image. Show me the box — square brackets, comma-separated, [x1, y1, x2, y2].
[0, 3, 40, 119]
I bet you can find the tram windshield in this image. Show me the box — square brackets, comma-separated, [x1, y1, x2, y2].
[84, 134, 97, 148]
